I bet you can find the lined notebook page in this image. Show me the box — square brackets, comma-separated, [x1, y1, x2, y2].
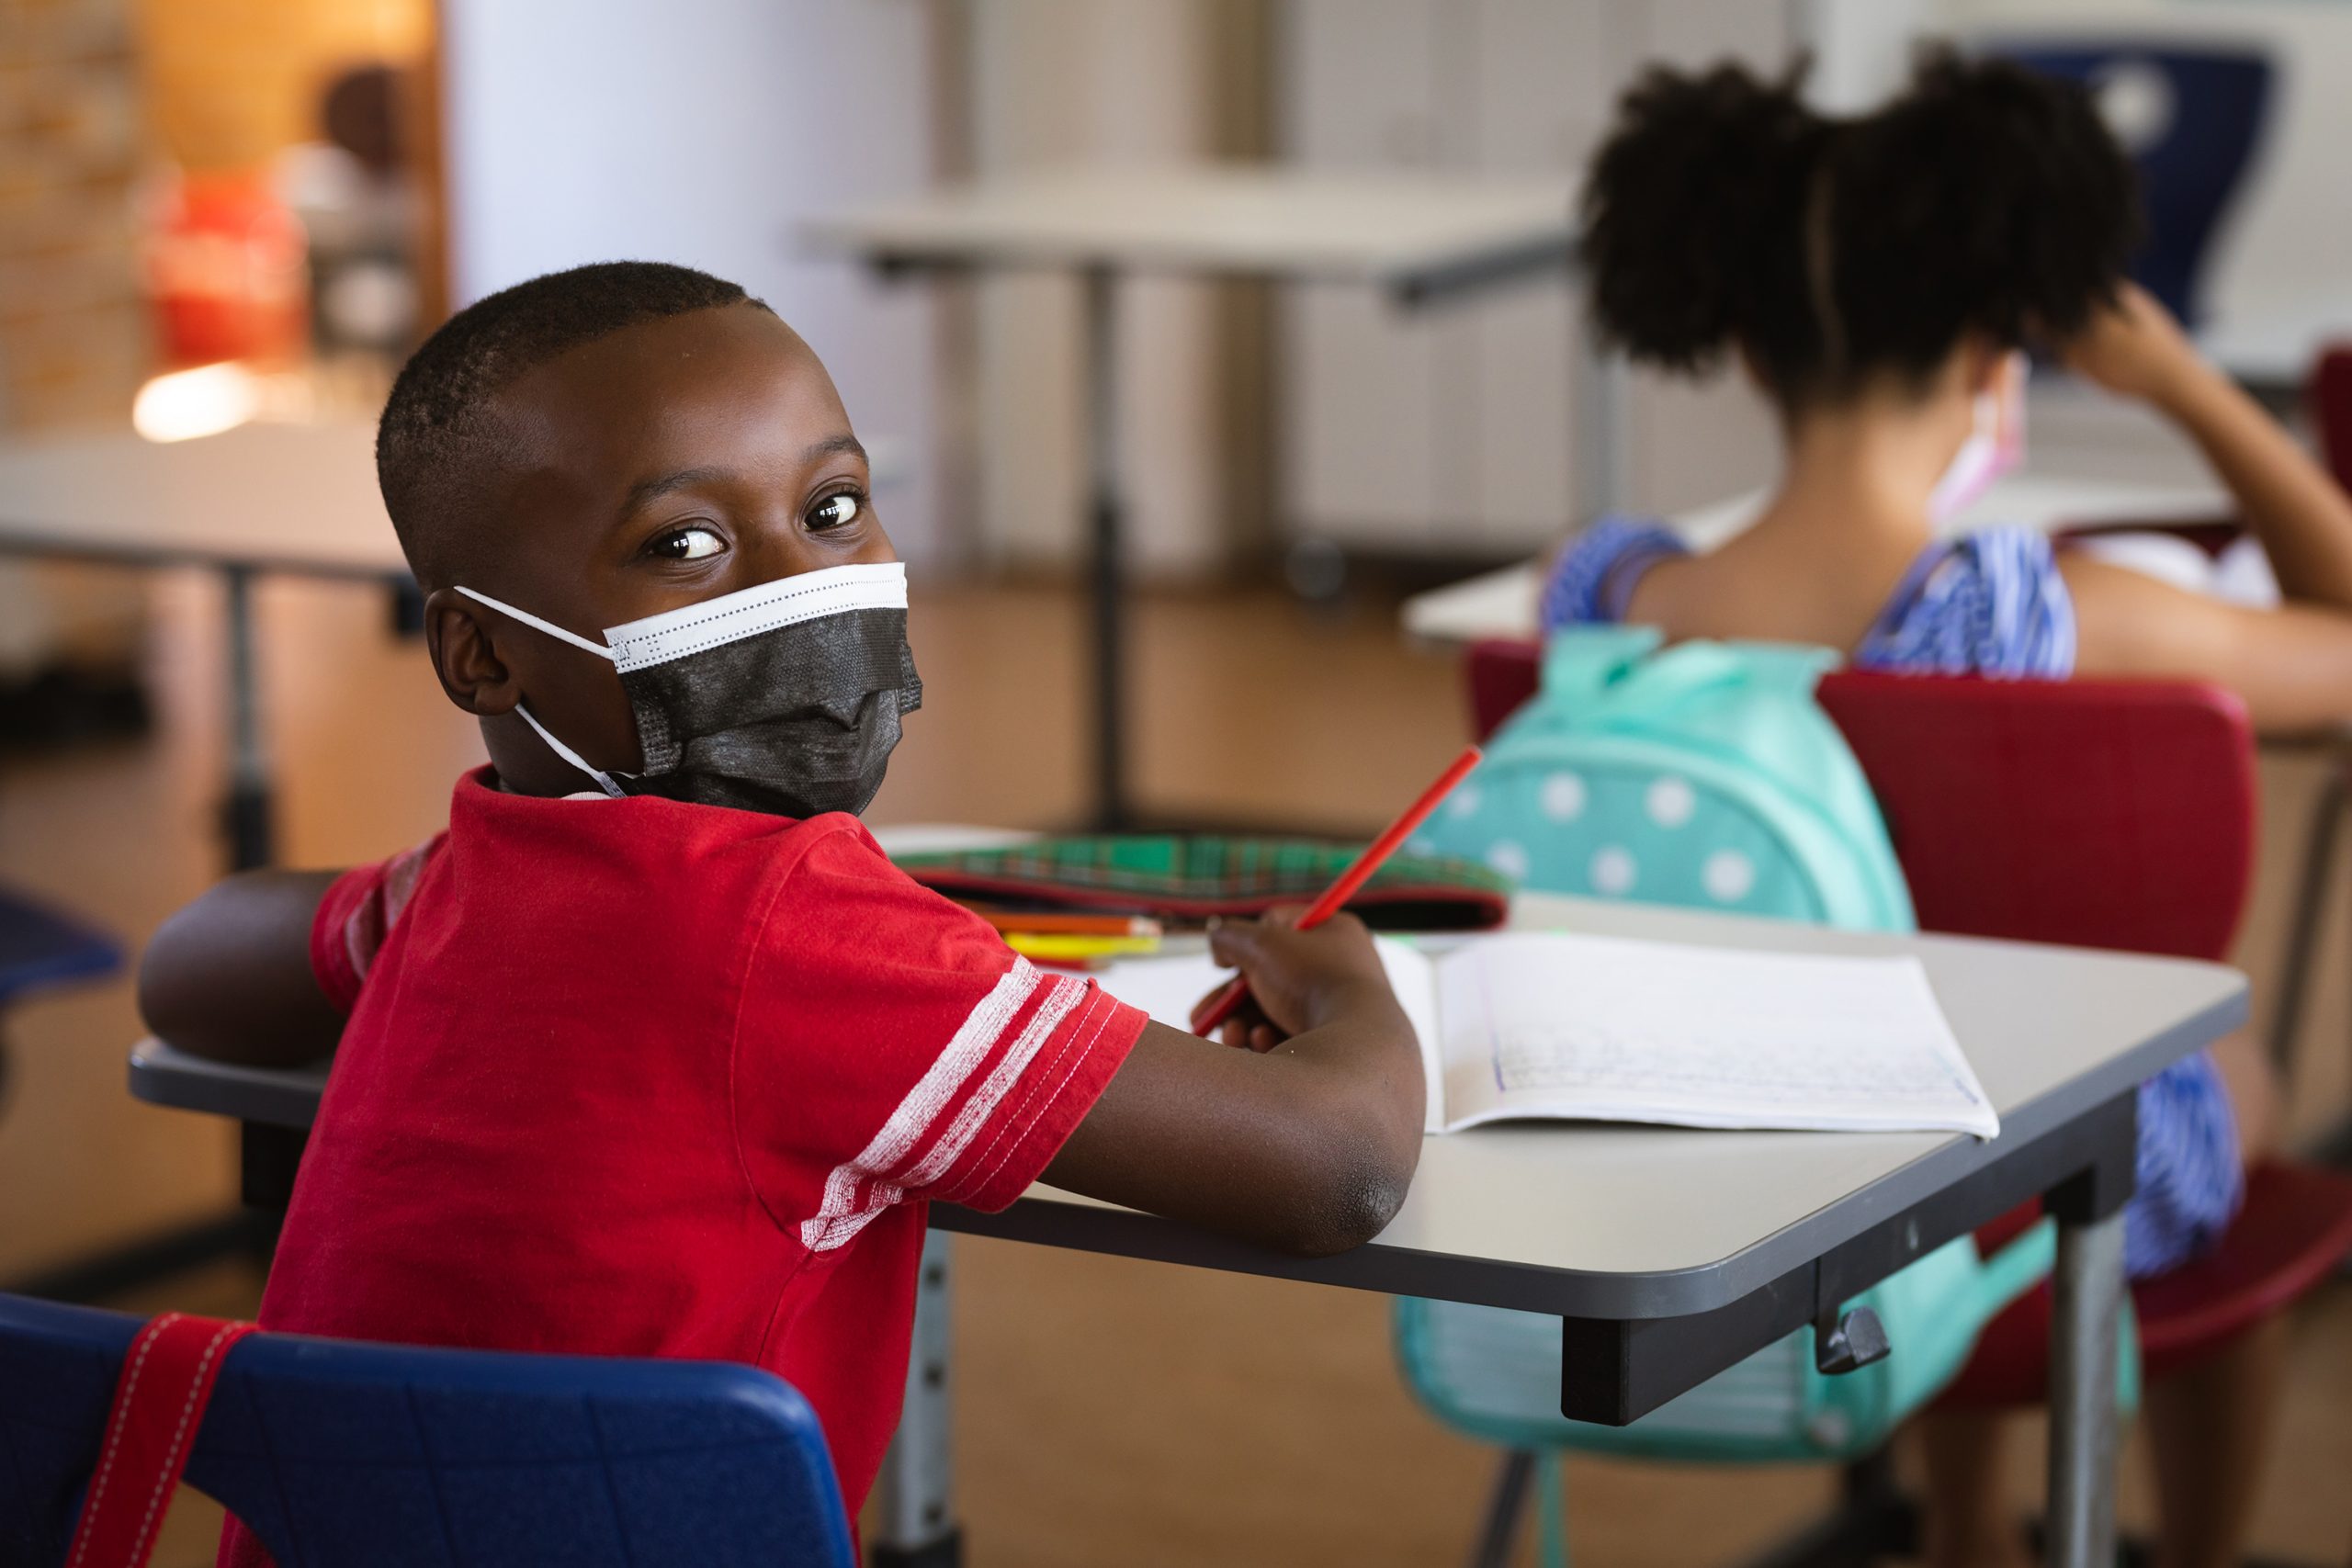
[1431, 932, 1996, 1137]
[1090, 931, 1996, 1140]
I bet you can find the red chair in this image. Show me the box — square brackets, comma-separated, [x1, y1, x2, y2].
[1463, 635, 2352, 1423]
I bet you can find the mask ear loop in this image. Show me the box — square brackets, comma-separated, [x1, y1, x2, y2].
[454, 586, 618, 660]
[453, 586, 632, 797]
[512, 705, 628, 797]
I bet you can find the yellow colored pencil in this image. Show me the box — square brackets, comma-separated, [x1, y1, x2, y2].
[1002, 932, 1163, 964]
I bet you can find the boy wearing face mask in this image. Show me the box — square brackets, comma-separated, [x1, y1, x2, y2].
[139, 262, 1426, 1560]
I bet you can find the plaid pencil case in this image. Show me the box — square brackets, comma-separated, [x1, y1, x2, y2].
[890, 835, 1510, 931]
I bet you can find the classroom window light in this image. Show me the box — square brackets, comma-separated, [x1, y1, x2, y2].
[132, 362, 263, 444]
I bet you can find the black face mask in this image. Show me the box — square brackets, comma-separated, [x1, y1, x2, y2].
[458, 562, 922, 819]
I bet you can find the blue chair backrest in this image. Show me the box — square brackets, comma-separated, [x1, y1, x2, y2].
[1991, 41, 2273, 327]
[0, 888, 118, 1008]
[0, 1293, 855, 1568]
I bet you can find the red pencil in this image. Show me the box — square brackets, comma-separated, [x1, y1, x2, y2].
[1190, 743, 1484, 1040]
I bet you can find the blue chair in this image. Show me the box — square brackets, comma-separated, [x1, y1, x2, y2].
[1991, 41, 2273, 328]
[0, 1292, 856, 1568]
[0, 886, 119, 1107]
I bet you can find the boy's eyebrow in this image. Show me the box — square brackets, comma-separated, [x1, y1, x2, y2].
[615, 436, 867, 519]
[617, 465, 733, 519]
[801, 433, 867, 465]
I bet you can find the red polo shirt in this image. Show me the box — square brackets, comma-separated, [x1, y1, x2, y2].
[220, 770, 1142, 1563]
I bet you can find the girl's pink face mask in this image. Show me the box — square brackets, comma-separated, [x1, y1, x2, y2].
[1929, 351, 2028, 523]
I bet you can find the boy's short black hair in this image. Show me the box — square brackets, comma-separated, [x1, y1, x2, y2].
[377, 260, 772, 589]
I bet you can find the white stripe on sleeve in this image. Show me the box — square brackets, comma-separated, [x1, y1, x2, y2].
[797, 957, 1041, 1251]
[804, 972, 1088, 1253]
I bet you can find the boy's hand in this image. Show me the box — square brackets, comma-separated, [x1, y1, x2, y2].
[1192, 908, 1399, 1052]
[1052, 903, 1426, 1257]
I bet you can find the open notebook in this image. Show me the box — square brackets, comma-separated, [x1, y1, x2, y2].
[1093, 931, 1998, 1139]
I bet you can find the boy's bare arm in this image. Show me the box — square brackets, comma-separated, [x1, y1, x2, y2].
[1044, 914, 1427, 1258]
[138, 871, 348, 1066]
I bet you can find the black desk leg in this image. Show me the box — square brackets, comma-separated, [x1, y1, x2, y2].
[388, 576, 427, 638]
[240, 1122, 308, 1213]
[1080, 265, 1129, 833]
[222, 565, 273, 871]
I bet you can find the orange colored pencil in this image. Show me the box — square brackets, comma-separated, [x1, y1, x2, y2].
[1190, 743, 1483, 1039]
[975, 910, 1162, 939]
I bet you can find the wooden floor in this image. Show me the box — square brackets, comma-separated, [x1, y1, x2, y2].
[3, 570, 2348, 1567]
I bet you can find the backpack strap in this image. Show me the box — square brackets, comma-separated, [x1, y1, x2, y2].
[1717, 639, 1841, 697]
[1544, 628, 1839, 719]
[67, 1312, 256, 1568]
[1537, 625, 1661, 704]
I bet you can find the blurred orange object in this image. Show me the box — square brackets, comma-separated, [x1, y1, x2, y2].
[145, 170, 309, 368]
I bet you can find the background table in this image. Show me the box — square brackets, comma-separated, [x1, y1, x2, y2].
[0, 419, 408, 1302]
[0, 420, 409, 870]
[807, 164, 1584, 829]
[1401, 468, 2233, 649]
[127, 886, 2243, 1568]
[2199, 288, 2352, 400]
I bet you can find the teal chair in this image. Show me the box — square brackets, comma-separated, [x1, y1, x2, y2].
[1395, 1225, 2128, 1567]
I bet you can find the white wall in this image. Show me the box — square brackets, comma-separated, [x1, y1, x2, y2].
[1804, 0, 2352, 483]
[1277, 0, 1792, 558]
[1875, 0, 2352, 330]
[965, 0, 1230, 578]
[1798, 0, 1942, 112]
[436, 0, 949, 560]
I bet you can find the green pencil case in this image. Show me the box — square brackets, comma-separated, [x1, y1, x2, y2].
[890, 835, 1511, 931]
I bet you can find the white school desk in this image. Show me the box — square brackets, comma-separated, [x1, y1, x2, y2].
[804, 164, 1584, 831]
[1399, 469, 2233, 649]
[0, 420, 408, 871]
[125, 885, 2243, 1568]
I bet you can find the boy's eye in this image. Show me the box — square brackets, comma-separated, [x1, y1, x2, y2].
[648, 526, 725, 561]
[808, 491, 863, 532]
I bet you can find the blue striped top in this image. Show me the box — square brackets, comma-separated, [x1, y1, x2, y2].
[1542, 515, 2242, 1280]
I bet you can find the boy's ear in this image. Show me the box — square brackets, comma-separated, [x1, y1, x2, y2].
[423, 590, 523, 716]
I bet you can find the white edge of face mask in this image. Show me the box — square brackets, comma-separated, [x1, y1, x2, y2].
[1927, 361, 2025, 524]
[604, 560, 908, 673]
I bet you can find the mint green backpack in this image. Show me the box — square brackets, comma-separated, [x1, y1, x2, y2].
[1397, 626, 2100, 1563]
[1412, 625, 1912, 931]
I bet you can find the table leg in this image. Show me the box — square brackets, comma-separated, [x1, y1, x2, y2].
[1572, 335, 1630, 524]
[387, 575, 426, 638]
[1467, 1450, 1536, 1568]
[221, 565, 273, 871]
[872, 1227, 959, 1567]
[1080, 265, 1129, 831]
[2045, 1207, 2127, 1568]
[2268, 761, 2346, 1075]
[220, 567, 288, 1291]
